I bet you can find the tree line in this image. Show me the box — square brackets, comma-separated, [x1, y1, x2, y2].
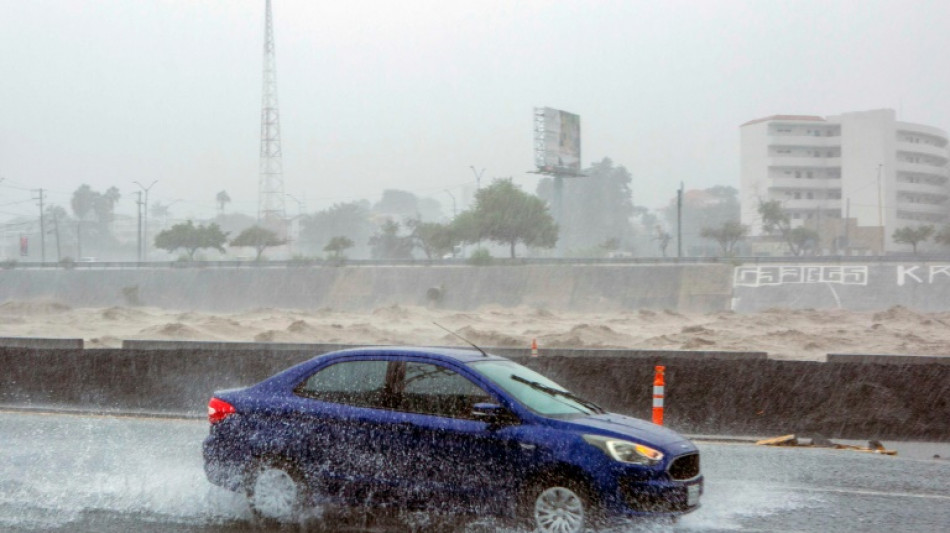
[152, 178, 559, 261]
[42, 157, 950, 262]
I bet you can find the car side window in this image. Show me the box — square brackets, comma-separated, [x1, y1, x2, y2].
[396, 362, 491, 419]
[297, 360, 391, 409]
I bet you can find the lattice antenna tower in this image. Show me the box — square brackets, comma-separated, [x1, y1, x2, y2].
[258, 0, 286, 228]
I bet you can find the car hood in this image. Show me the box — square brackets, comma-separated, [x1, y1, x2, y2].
[562, 412, 693, 449]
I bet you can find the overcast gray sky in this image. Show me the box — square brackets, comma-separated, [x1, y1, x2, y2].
[2, 0, 948, 221]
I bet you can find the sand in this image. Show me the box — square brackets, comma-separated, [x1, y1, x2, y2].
[1, 299, 949, 361]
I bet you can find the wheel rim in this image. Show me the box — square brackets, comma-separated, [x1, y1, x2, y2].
[534, 486, 586, 533]
[250, 466, 299, 521]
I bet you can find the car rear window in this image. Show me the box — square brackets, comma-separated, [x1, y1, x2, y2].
[297, 360, 390, 408]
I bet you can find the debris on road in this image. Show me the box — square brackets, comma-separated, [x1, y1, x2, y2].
[755, 434, 897, 455]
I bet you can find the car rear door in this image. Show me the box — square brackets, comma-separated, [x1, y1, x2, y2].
[292, 358, 408, 503]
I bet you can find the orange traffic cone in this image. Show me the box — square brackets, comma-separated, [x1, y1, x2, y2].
[531, 338, 539, 357]
[653, 366, 665, 425]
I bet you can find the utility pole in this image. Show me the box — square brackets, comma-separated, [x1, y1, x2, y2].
[676, 182, 684, 259]
[133, 180, 157, 261]
[135, 191, 143, 262]
[553, 175, 565, 256]
[77, 220, 83, 259]
[32, 189, 45, 262]
[844, 198, 850, 255]
[52, 210, 62, 262]
[876, 164, 885, 254]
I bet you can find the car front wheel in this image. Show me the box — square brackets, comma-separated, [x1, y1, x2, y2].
[527, 479, 593, 533]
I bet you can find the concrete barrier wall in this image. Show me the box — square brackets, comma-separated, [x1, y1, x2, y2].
[7, 262, 950, 313]
[0, 264, 734, 312]
[732, 262, 950, 312]
[2, 345, 947, 440]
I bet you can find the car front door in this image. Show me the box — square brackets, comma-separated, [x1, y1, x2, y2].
[387, 361, 529, 512]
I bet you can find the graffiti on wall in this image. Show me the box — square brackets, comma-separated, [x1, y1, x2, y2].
[734, 265, 869, 287]
[736, 264, 950, 288]
[896, 265, 950, 286]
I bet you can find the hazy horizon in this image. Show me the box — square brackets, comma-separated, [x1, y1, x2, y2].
[2, 0, 949, 222]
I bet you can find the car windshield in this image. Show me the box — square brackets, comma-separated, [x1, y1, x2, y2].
[469, 360, 601, 417]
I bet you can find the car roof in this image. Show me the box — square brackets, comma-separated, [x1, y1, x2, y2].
[323, 345, 509, 365]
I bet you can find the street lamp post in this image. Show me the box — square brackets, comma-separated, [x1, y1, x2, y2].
[133, 180, 158, 261]
[444, 190, 458, 258]
[469, 166, 485, 190]
[443, 190, 457, 218]
[677, 182, 684, 258]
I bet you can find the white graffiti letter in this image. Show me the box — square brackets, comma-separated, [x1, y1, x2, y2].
[897, 265, 923, 286]
[930, 266, 950, 283]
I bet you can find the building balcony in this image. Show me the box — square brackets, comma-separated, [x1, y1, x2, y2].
[781, 198, 843, 211]
[895, 181, 950, 196]
[896, 172, 948, 186]
[768, 177, 842, 190]
[895, 160, 948, 175]
[895, 210, 947, 223]
[894, 200, 948, 216]
[768, 156, 841, 168]
[768, 135, 840, 147]
[897, 141, 949, 160]
[897, 124, 949, 143]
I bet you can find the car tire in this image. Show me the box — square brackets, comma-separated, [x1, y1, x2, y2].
[523, 477, 595, 533]
[245, 457, 308, 525]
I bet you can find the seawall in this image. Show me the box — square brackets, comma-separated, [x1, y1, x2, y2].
[0, 264, 733, 313]
[7, 261, 950, 312]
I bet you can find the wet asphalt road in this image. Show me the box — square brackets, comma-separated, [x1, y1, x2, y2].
[1, 411, 948, 532]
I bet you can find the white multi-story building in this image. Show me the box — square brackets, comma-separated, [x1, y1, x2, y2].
[740, 109, 950, 254]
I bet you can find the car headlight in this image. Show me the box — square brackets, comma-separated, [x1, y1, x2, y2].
[583, 435, 664, 465]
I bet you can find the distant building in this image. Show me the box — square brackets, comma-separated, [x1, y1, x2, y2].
[740, 109, 950, 254]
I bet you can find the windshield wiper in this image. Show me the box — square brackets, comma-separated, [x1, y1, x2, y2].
[510, 374, 605, 414]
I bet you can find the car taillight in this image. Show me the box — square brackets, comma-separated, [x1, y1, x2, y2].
[208, 397, 236, 424]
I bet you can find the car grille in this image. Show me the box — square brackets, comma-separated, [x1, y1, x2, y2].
[620, 481, 696, 512]
[668, 453, 700, 480]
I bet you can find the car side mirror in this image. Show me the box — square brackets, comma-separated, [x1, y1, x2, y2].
[472, 402, 518, 427]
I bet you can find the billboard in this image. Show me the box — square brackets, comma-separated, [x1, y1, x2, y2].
[534, 107, 581, 175]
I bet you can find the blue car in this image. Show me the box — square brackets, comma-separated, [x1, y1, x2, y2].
[203, 347, 702, 531]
